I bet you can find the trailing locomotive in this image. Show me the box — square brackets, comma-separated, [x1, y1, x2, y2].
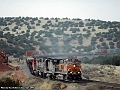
[26, 56, 82, 81]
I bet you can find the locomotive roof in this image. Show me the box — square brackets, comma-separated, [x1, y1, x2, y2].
[33, 55, 81, 61]
[66, 58, 81, 62]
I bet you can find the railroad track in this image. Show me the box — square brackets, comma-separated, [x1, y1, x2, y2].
[60, 79, 120, 90]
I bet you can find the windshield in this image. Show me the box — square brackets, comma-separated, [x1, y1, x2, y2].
[66, 61, 73, 65]
[66, 61, 81, 65]
[73, 61, 81, 65]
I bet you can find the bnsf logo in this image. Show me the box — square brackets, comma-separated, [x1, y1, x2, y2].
[72, 67, 77, 72]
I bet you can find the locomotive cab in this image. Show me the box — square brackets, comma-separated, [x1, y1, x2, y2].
[65, 58, 82, 80]
[56, 58, 82, 80]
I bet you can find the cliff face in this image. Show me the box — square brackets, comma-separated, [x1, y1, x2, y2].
[0, 49, 11, 71]
[0, 49, 8, 63]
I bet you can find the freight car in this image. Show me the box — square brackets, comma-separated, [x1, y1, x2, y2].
[94, 49, 107, 55]
[107, 49, 120, 55]
[26, 50, 39, 56]
[94, 48, 120, 55]
[26, 56, 82, 81]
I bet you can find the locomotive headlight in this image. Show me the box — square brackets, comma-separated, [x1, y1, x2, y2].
[68, 68, 70, 71]
[73, 65, 76, 67]
[78, 72, 80, 74]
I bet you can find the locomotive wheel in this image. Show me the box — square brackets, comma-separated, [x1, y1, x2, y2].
[36, 71, 39, 76]
[31, 71, 35, 75]
[64, 74, 71, 81]
[49, 74, 55, 80]
[78, 72, 82, 80]
[40, 72, 46, 78]
[78, 75, 82, 80]
[43, 73, 47, 78]
[40, 72, 44, 78]
[67, 74, 73, 81]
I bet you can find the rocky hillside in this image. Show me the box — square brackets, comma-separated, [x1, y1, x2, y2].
[0, 17, 120, 57]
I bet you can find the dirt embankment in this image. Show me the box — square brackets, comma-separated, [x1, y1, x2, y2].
[0, 59, 67, 90]
[0, 59, 27, 83]
[0, 59, 13, 74]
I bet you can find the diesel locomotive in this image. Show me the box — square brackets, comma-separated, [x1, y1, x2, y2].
[26, 56, 82, 81]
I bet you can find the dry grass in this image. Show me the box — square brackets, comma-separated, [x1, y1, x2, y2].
[22, 77, 43, 89]
[0, 71, 13, 80]
[40, 79, 53, 90]
[66, 83, 105, 90]
[82, 64, 120, 83]
[84, 83, 104, 90]
[21, 78, 67, 90]
[19, 64, 120, 90]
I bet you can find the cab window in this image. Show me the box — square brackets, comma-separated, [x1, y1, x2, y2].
[60, 60, 64, 64]
[74, 61, 81, 65]
[66, 61, 72, 65]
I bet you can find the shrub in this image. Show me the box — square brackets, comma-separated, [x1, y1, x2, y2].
[0, 78, 21, 90]
[102, 56, 120, 66]
[110, 45, 114, 49]
[101, 42, 107, 46]
[91, 37, 97, 41]
[85, 84, 103, 90]
[107, 37, 112, 40]
[97, 44, 101, 49]
[36, 23, 40, 26]
[99, 37, 103, 42]
[113, 38, 117, 42]
[47, 20, 51, 23]
[92, 28, 96, 31]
